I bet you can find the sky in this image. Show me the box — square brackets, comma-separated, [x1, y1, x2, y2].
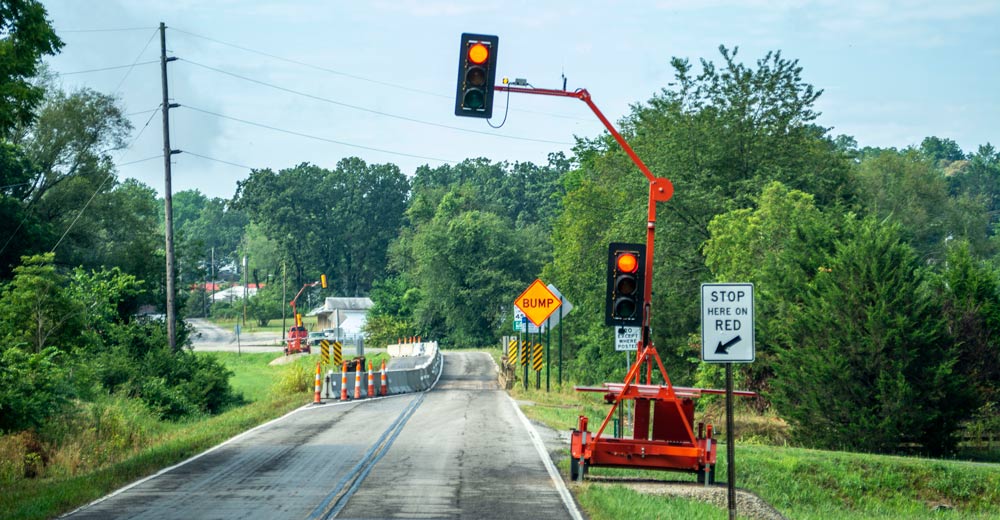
[39, 0, 1000, 199]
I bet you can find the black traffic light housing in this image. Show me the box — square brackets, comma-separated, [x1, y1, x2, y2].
[455, 33, 499, 118]
[605, 242, 645, 327]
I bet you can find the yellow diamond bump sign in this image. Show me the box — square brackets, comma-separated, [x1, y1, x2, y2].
[514, 279, 562, 327]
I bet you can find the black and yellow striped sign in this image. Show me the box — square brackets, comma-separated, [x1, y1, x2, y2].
[532, 343, 543, 371]
[332, 340, 343, 367]
[320, 340, 330, 364]
[520, 340, 529, 366]
[507, 339, 518, 364]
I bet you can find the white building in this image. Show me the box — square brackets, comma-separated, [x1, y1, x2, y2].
[308, 297, 373, 337]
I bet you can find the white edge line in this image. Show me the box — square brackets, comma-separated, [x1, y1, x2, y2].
[491, 353, 585, 520]
[61, 394, 383, 518]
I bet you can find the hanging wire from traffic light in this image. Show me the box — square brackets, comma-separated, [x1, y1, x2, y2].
[605, 242, 645, 327]
[455, 33, 499, 119]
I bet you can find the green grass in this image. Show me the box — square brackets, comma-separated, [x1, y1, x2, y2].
[0, 350, 323, 520]
[511, 381, 1000, 519]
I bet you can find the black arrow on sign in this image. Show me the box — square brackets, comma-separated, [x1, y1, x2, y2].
[715, 335, 742, 355]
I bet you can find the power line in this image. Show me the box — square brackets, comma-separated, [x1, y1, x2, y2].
[171, 27, 596, 124]
[178, 58, 575, 146]
[179, 150, 253, 170]
[56, 26, 157, 33]
[181, 104, 458, 164]
[118, 155, 162, 167]
[112, 29, 159, 95]
[59, 60, 159, 75]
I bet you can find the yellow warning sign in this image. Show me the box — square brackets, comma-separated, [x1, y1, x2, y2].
[514, 279, 562, 327]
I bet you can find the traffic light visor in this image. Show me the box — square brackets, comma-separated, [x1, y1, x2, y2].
[617, 253, 639, 273]
[468, 43, 489, 64]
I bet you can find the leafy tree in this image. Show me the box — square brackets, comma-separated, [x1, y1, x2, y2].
[0, 0, 63, 138]
[548, 45, 852, 382]
[0, 253, 86, 352]
[770, 217, 972, 455]
[920, 136, 965, 164]
[232, 158, 408, 296]
[405, 187, 546, 346]
[246, 282, 283, 327]
[932, 240, 1000, 404]
[854, 148, 990, 260]
[703, 181, 837, 399]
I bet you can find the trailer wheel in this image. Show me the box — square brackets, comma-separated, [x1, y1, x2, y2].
[570, 456, 587, 481]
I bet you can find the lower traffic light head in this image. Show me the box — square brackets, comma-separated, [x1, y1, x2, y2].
[605, 242, 645, 327]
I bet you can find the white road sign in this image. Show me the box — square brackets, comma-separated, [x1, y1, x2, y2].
[614, 326, 641, 351]
[701, 283, 755, 363]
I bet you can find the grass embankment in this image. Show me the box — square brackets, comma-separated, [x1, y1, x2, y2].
[0, 351, 321, 520]
[509, 379, 1000, 519]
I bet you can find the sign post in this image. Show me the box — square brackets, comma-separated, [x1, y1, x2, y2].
[701, 283, 755, 520]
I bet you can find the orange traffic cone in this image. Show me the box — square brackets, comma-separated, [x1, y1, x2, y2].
[340, 362, 348, 400]
[313, 363, 321, 404]
[354, 360, 362, 399]
[380, 359, 388, 396]
[367, 361, 375, 397]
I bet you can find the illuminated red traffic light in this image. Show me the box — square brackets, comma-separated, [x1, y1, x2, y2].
[616, 253, 638, 273]
[468, 43, 489, 64]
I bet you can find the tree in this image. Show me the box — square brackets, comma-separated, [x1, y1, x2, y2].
[406, 187, 546, 346]
[0, 0, 63, 138]
[547, 45, 853, 381]
[770, 217, 972, 455]
[0, 253, 86, 353]
[703, 181, 837, 399]
[854, 148, 990, 261]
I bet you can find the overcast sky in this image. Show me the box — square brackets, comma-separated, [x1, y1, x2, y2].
[40, 0, 1000, 199]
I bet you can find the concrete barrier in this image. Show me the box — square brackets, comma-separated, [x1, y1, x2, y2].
[326, 341, 440, 398]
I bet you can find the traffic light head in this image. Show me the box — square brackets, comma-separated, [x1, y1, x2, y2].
[605, 242, 645, 327]
[320, 274, 328, 289]
[455, 33, 499, 118]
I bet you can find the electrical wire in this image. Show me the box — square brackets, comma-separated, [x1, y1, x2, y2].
[56, 26, 157, 33]
[112, 28, 159, 95]
[170, 27, 596, 124]
[177, 150, 253, 170]
[177, 58, 574, 145]
[58, 60, 159, 75]
[181, 104, 458, 164]
[487, 88, 511, 129]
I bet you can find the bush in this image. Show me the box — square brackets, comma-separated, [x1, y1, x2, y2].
[0, 346, 71, 433]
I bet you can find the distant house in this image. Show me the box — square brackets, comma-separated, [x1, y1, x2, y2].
[211, 284, 261, 302]
[308, 297, 373, 336]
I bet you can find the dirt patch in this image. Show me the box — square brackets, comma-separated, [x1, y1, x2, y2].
[268, 353, 310, 366]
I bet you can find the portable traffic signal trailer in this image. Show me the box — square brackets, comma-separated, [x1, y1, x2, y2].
[570, 345, 756, 482]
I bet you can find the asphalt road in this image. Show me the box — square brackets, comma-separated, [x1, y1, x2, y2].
[63, 351, 581, 520]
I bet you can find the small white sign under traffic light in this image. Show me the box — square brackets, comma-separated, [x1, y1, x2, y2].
[700, 283, 755, 363]
[614, 326, 641, 351]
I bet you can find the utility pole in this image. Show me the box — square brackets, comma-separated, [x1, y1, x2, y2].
[160, 22, 180, 350]
[282, 260, 287, 341]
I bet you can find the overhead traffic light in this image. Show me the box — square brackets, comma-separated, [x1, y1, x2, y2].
[605, 242, 645, 327]
[455, 33, 499, 118]
[320, 274, 327, 289]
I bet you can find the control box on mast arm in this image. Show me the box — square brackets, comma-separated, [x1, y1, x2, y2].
[285, 274, 327, 355]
